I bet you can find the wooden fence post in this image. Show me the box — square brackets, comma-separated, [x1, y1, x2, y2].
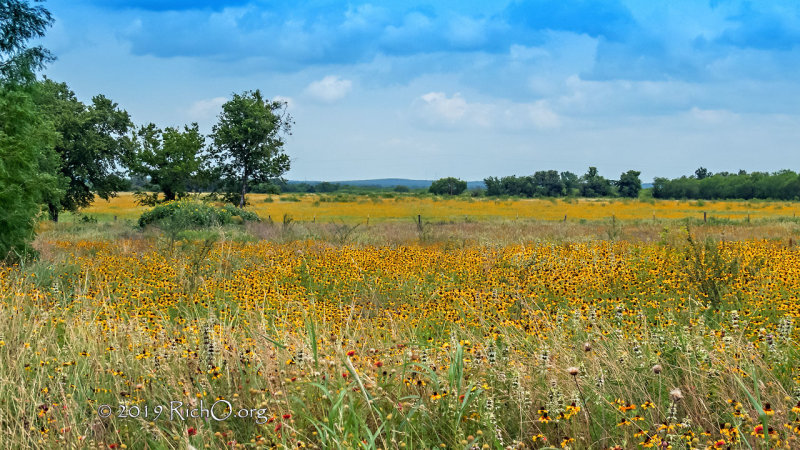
[703, 211, 707, 223]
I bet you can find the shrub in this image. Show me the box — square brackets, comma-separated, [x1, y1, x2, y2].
[681, 230, 741, 312]
[138, 200, 260, 229]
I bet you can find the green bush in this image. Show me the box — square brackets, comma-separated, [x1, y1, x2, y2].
[138, 200, 260, 229]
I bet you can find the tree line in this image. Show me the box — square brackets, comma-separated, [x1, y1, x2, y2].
[430, 167, 800, 200]
[428, 168, 643, 198]
[1, 1, 292, 259]
[653, 168, 800, 200]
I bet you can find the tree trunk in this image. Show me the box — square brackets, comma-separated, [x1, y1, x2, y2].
[48, 203, 59, 222]
[239, 174, 248, 208]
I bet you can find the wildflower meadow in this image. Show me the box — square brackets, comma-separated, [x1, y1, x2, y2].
[2, 198, 800, 449]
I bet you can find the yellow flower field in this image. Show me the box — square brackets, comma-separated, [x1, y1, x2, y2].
[79, 193, 800, 223]
[1, 227, 799, 449]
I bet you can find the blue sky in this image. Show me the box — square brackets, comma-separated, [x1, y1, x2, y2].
[42, 0, 800, 181]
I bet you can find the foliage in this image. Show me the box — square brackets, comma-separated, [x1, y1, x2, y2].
[681, 230, 741, 310]
[209, 90, 292, 207]
[579, 166, 614, 197]
[695, 167, 711, 180]
[33, 78, 135, 221]
[137, 200, 260, 229]
[560, 170, 580, 195]
[130, 122, 207, 204]
[653, 169, 800, 200]
[0, 1, 57, 260]
[0, 0, 53, 83]
[429, 176, 467, 195]
[616, 169, 642, 198]
[484, 168, 620, 198]
[0, 84, 58, 260]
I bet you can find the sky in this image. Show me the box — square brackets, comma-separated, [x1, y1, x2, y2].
[41, 0, 800, 182]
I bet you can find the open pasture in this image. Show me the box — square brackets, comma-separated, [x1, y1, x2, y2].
[77, 193, 800, 224]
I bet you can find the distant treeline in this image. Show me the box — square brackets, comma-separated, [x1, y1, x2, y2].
[132, 167, 800, 201]
[481, 168, 642, 198]
[653, 168, 800, 200]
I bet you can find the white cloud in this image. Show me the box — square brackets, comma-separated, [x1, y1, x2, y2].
[414, 92, 561, 130]
[304, 75, 353, 102]
[418, 92, 471, 123]
[688, 107, 739, 124]
[273, 95, 295, 109]
[187, 96, 227, 121]
[528, 100, 562, 129]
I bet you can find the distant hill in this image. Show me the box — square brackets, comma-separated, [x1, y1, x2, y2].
[288, 179, 486, 189]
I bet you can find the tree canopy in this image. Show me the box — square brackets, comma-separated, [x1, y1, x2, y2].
[653, 170, 800, 200]
[210, 89, 292, 207]
[429, 177, 467, 195]
[33, 78, 134, 221]
[0, 0, 53, 82]
[131, 122, 206, 205]
[483, 168, 619, 198]
[616, 170, 642, 198]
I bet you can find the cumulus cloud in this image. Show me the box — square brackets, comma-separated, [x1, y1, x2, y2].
[414, 92, 561, 130]
[417, 92, 470, 123]
[187, 96, 227, 121]
[304, 76, 353, 102]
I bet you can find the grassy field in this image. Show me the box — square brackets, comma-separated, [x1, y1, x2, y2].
[3, 200, 800, 449]
[75, 192, 800, 223]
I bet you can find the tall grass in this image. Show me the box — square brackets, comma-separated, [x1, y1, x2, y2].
[1, 220, 799, 448]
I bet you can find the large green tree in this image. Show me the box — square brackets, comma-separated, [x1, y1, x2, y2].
[131, 122, 206, 204]
[579, 166, 613, 197]
[429, 177, 467, 195]
[616, 170, 642, 198]
[0, 0, 58, 259]
[33, 78, 135, 221]
[210, 90, 292, 207]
